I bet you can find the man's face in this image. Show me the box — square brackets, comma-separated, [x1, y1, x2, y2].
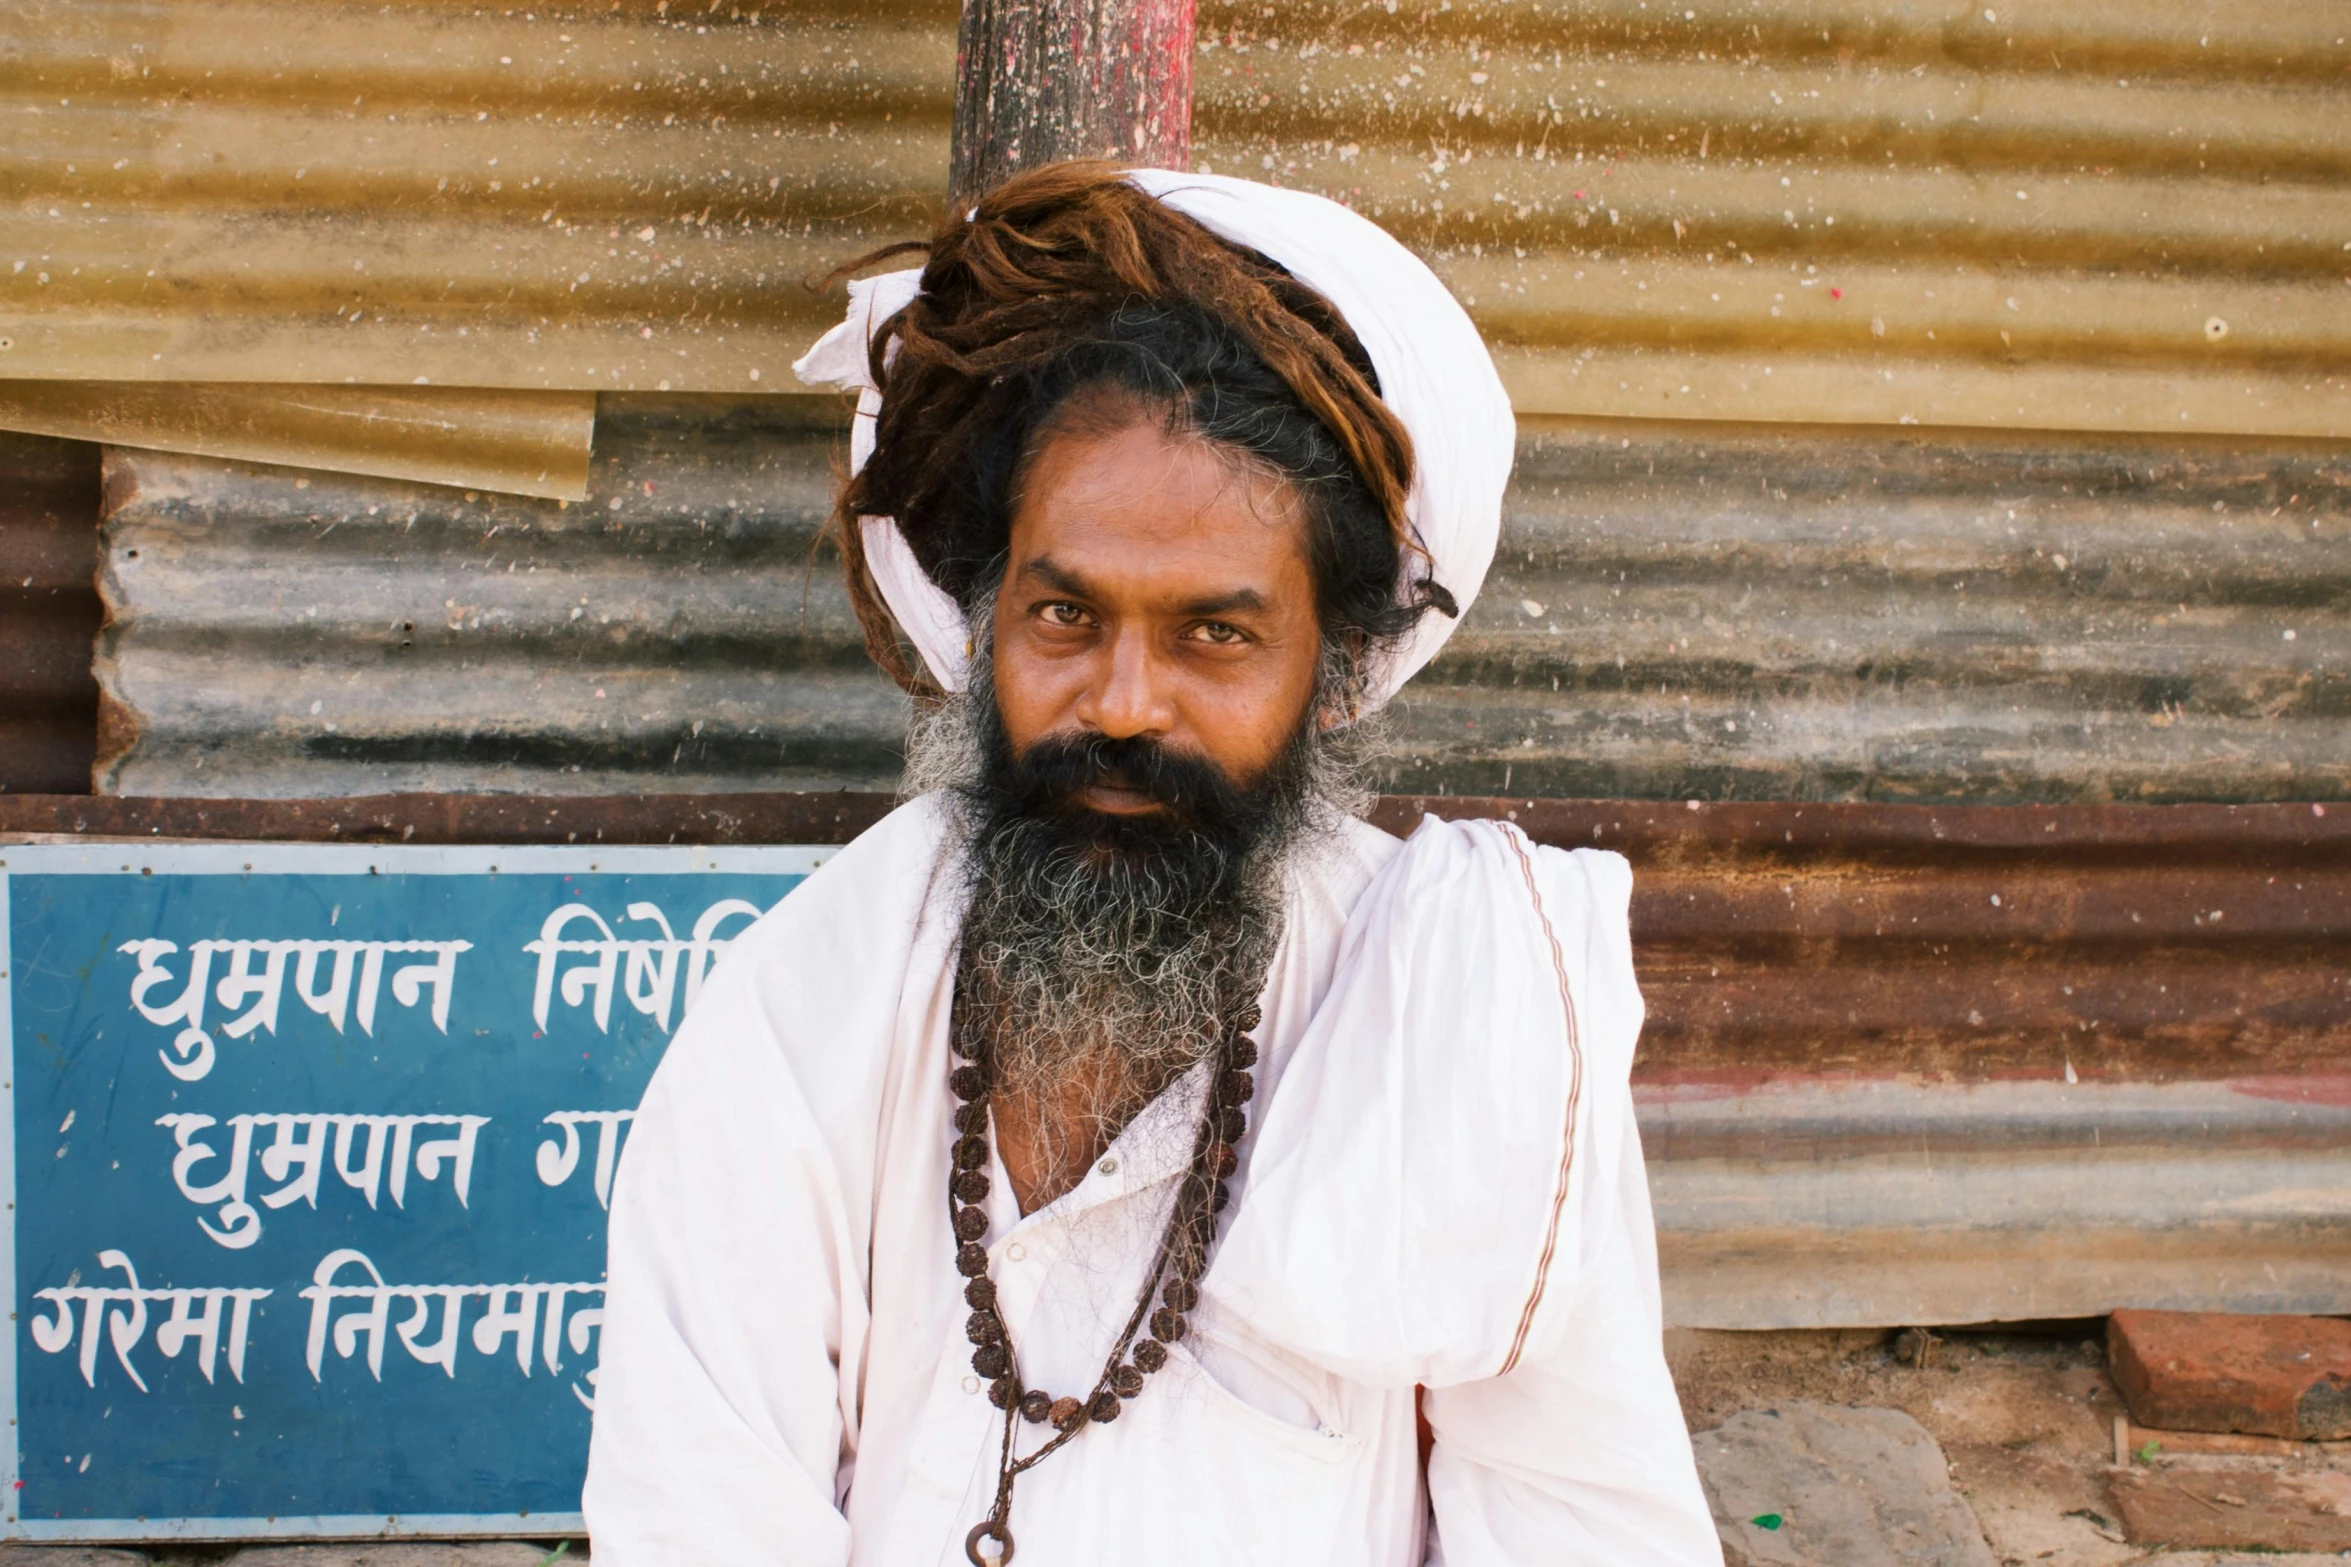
[989, 411, 1324, 818]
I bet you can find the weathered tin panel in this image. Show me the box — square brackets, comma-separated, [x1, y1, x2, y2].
[1190, 0, 2351, 437]
[6, 792, 2343, 1330]
[0, 431, 99, 795]
[1, 0, 950, 391]
[95, 396, 907, 797]
[1390, 417, 2351, 803]
[93, 407, 2351, 803]
[4, 0, 2344, 440]
[0, 382, 596, 501]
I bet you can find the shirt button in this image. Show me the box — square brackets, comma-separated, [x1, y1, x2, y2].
[962, 1375, 980, 1395]
[1098, 1157, 1119, 1176]
[1006, 1242, 1027, 1262]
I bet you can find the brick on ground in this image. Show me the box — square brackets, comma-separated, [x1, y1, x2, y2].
[2108, 1309, 2351, 1441]
[2109, 1463, 2351, 1551]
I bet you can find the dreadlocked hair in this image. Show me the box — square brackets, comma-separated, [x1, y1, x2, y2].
[820, 159, 1457, 702]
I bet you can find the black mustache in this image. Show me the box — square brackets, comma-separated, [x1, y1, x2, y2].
[1002, 733, 1251, 825]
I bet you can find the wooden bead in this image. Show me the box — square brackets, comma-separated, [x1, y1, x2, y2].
[1132, 1339, 1168, 1373]
[1089, 1389, 1121, 1423]
[1021, 1391, 1053, 1425]
[953, 1205, 989, 1242]
[966, 1310, 1000, 1345]
[1049, 1397, 1084, 1430]
[972, 1341, 1008, 1379]
[1161, 1278, 1198, 1312]
[1211, 1179, 1231, 1214]
[954, 1101, 990, 1135]
[955, 1243, 990, 1277]
[1206, 1141, 1238, 1179]
[1230, 1036, 1259, 1070]
[964, 1276, 997, 1309]
[1214, 1106, 1246, 1143]
[949, 1064, 987, 1101]
[1216, 1069, 1254, 1108]
[954, 1136, 988, 1171]
[1110, 1364, 1146, 1397]
[1237, 1005, 1262, 1034]
[953, 1169, 990, 1204]
[1149, 1308, 1187, 1342]
[988, 1376, 1017, 1408]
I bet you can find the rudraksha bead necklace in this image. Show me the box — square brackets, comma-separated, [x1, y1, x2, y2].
[952, 999, 1261, 1567]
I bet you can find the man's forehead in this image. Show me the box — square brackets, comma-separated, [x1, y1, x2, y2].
[1010, 422, 1314, 608]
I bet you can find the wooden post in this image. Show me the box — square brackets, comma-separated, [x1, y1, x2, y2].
[949, 0, 1195, 207]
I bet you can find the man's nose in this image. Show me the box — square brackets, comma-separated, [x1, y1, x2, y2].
[1074, 627, 1175, 740]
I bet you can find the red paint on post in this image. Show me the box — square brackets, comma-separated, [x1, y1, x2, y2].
[950, 0, 1196, 205]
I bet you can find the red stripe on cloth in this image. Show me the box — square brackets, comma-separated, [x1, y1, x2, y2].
[1497, 825, 1585, 1377]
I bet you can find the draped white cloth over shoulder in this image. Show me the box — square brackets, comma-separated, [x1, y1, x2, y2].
[788, 168, 1518, 710]
[584, 799, 1722, 1565]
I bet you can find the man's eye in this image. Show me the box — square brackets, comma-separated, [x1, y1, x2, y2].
[1189, 621, 1245, 645]
[1041, 602, 1090, 626]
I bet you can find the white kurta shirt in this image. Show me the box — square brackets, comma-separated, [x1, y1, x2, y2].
[584, 797, 1720, 1566]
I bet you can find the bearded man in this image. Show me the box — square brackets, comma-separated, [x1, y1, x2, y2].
[582, 164, 1719, 1566]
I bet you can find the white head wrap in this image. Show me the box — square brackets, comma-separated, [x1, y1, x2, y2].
[791, 168, 1515, 712]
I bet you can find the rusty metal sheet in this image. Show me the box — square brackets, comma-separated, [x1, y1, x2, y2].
[0, 430, 99, 794]
[1385, 417, 2351, 804]
[95, 405, 2351, 804]
[1187, 0, 2351, 438]
[0, 382, 595, 500]
[5, 790, 2345, 1328]
[1373, 795, 2351, 1085]
[7, 0, 2346, 442]
[1, 0, 948, 391]
[1644, 1075, 2351, 1328]
[0, 790, 897, 847]
[101, 404, 2351, 803]
[94, 394, 907, 797]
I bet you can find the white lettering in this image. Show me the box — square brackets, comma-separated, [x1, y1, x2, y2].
[118, 938, 475, 1081]
[535, 1110, 636, 1208]
[30, 1250, 270, 1389]
[157, 1112, 492, 1248]
[526, 898, 763, 1034]
[301, 1249, 604, 1383]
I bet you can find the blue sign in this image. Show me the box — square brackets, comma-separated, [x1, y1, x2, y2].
[0, 842, 830, 1542]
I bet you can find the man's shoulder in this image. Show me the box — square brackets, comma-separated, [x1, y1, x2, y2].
[727, 792, 954, 955]
[1364, 813, 1636, 960]
[1292, 812, 1404, 910]
[675, 793, 951, 1049]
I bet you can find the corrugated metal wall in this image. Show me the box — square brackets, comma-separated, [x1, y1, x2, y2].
[96, 396, 904, 795]
[98, 411, 2349, 801]
[18, 0, 2351, 797]
[7, 0, 2343, 433]
[1193, 0, 2351, 437]
[3, 0, 946, 391]
[0, 431, 100, 794]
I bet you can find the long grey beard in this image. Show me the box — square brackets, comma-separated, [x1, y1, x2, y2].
[956, 829, 1278, 1186]
[906, 634, 1375, 1191]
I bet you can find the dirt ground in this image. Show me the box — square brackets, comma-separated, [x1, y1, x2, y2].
[1670, 1325, 2351, 1567]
